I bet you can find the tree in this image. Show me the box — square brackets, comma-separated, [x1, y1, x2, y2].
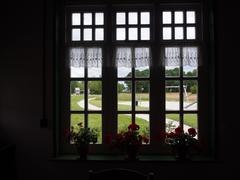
[71, 81, 84, 94]
[88, 81, 102, 94]
[118, 83, 125, 93]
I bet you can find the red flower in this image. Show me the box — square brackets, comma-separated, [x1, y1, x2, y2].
[175, 126, 184, 135]
[188, 128, 197, 137]
[128, 123, 140, 131]
[143, 136, 149, 144]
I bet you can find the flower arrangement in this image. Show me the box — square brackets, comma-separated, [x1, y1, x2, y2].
[164, 126, 198, 160]
[107, 123, 149, 160]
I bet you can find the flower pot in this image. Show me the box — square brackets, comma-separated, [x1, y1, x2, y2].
[76, 144, 89, 160]
[173, 144, 190, 161]
[125, 145, 139, 161]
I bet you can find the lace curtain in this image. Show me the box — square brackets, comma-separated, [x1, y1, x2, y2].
[116, 47, 151, 67]
[165, 47, 198, 67]
[70, 47, 102, 68]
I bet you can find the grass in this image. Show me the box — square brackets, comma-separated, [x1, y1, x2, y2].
[166, 114, 197, 129]
[71, 95, 84, 111]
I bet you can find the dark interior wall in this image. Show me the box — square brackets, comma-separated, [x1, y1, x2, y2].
[0, 0, 240, 179]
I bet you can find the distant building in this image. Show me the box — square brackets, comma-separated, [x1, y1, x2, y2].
[75, 87, 80, 95]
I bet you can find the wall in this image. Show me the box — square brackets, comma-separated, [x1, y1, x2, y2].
[0, 0, 239, 179]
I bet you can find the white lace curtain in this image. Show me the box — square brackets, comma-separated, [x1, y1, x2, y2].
[165, 47, 198, 67]
[70, 47, 102, 68]
[116, 47, 151, 67]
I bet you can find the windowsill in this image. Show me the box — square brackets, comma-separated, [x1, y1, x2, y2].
[51, 154, 215, 162]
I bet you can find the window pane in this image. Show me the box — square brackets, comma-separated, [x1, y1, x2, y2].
[84, 13, 92, 25]
[165, 47, 180, 77]
[183, 47, 198, 77]
[187, 11, 196, 24]
[88, 81, 102, 111]
[118, 81, 132, 111]
[116, 28, 126, 40]
[135, 47, 150, 78]
[141, 12, 150, 24]
[128, 28, 138, 40]
[166, 114, 179, 133]
[95, 28, 104, 41]
[183, 80, 198, 111]
[174, 11, 183, 24]
[72, 29, 81, 41]
[174, 27, 183, 40]
[135, 81, 149, 111]
[71, 81, 84, 111]
[88, 114, 102, 144]
[87, 48, 102, 78]
[70, 48, 84, 78]
[70, 114, 84, 133]
[163, 27, 172, 40]
[186, 27, 196, 39]
[162, 11, 171, 24]
[116, 48, 132, 77]
[136, 114, 150, 143]
[128, 12, 138, 24]
[95, 13, 104, 25]
[166, 80, 180, 111]
[118, 114, 132, 133]
[184, 114, 198, 138]
[116, 12, 126, 25]
[140, 28, 150, 40]
[84, 28, 92, 41]
[72, 13, 81, 25]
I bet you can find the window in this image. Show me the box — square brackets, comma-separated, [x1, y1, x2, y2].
[58, 2, 213, 157]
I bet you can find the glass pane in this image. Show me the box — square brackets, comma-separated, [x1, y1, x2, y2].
[95, 28, 104, 41]
[184, 114, 198, 138]
[186, 27, 196, 39]
[72, 13, 81, 25]
[166, 80, 180, 111]
[135, 81, 149, 111]
[162, 11, 171, 24]
[140, 28, 150, 40]
[95, 13, 104, 25]
[135, 47, 150, 78]
[136, 114, 150, 142]
[183, 80, 198, 111]
[117, 47, 132, 77]
[187, 11, 196, 24]
[88, 114, 102, 144]
[70, 81, 84, 111]
[70, 114, 84, 131]
[116, 28, 126, 40]
[118, 114, 132, 133]
[116, 12, 126, 25]
[88, 81, 102, 111]
[174, 27, 183, 40]
[128, 28, 138, 40]
[165, 47, 180, 77]
[83, 28, 92, 41]
[166, 114, 179, 133]
[141, 12, 150, 24]
[128, 12, 138, 25]
[72, 29, 81, 41]
[84, 13, 92, 25]
[163, 27, 172, 40]
[174, 11, 183, 24]
[183, 47, 198, 77]
[118, 81, 132, 111]
[87, 48, 102, 78]
[70, 48, 84, 78]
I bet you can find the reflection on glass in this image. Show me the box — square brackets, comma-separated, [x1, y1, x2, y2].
[88, 81, 102, 111]
[95, 28, 104, 41]
[141, 28, 150, 40]
[163, 27, 172, 40]
[95, 13, 104, 25]
[136, 114, 150, 142]
[84, 28, 92, 41]
[88, 114, 102, 144]
[135, 81, 149, 111]
[128, 28, 138, 40]
[118, 81, 132, 111]
[163, 11, 172, 24]
[70, 81, 84, 111]
[186, 27, 196, 39]
[187, 11, 196, 24]
[184, 114, 198, 138]
[141, 12, 150, 24]
[116, 12, 126, 25]
[174, 27, 183, 40]
[128, 12, 138, 24]
[166, 114, 179, 133]
[118, 114, 132, 133]
[84, 13, 92, 25]
[72, 29, 81, 41]
[183, 80, 198, 111]
[72, 13, 81, 25]
[174, 11, 183, 24]
[116, 28, 126, 40]
[166, 80, 180, 111]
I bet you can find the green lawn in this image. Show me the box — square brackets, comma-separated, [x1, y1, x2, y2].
[71, 95, 84, 111]
[166, 114, 197, 129]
